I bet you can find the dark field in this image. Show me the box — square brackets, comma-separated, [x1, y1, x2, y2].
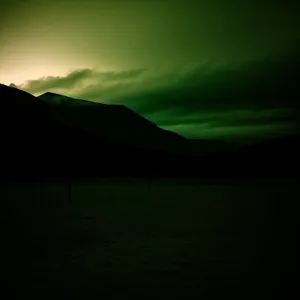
[2, 177, 299, 299]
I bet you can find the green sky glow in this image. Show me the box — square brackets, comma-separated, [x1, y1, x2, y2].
[1, 0, 299, 141]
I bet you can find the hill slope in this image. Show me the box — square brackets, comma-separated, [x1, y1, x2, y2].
[38, 92, 189, 154]
[1, 84, 179, 180]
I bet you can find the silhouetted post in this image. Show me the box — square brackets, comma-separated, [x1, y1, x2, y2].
[148, 177, 151, 194]
[68, 181, 72, 202]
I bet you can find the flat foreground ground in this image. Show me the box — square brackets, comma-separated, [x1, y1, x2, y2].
[2, 177, 299, 299]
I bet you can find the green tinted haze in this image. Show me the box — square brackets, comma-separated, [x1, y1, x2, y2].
[1, 0, 299, 141]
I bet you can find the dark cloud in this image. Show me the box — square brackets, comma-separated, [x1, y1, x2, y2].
[117, 44, 300, 116]
[164, 122, 297, 142]
[146, 107, 299, 142]
[150, 109, 297, 128]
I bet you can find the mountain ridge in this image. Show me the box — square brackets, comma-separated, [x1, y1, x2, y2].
[38, 91, 189, 155]
[0, 83, 298, 180]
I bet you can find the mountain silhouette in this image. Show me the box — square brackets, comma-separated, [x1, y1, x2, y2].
[39, 92, 103, 107]
[38, 92, 189, 155]
[0, 84, 179, 180]
[1, 84, 298, 180]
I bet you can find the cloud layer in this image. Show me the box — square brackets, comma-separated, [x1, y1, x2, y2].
[11, 45, 300, 142]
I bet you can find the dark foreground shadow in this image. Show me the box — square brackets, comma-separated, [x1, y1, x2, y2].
[2, 177, 299, 299]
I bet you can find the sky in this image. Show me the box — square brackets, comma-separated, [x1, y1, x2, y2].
[1, 0, 299, 141]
